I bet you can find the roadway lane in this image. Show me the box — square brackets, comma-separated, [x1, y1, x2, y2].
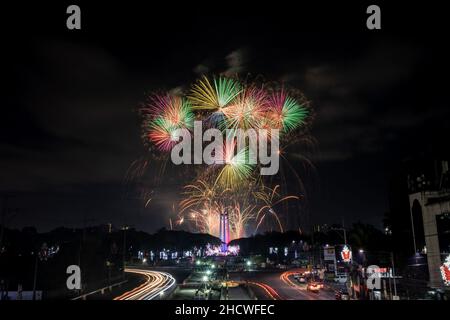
[114, 268, 176, 300]
[279, 270, 335, 300]
[232, 269, 336, 300]
[246, 281, 283, 300]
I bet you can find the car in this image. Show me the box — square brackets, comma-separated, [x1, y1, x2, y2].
[297, 277, 307, 284]
[334, 275, 347, 284]
[423, 289, 447, 300]
[335, 289, 350, 300]
[307, 282, 321, 293]
[315, 279, 325, 289]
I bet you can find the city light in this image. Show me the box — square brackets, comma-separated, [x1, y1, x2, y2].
[3, 5, 447, 304]
[440, 254, 450, 286]
[340, 245, 352, 263]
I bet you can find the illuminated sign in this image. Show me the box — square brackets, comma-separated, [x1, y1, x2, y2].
[440, 254, 450, 286]
[324, 247, 336, 261]
[340, 245, 352, 263]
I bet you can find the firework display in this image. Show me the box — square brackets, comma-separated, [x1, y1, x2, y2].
[142, 94, 194, 152]
[138, 75, 311, 244]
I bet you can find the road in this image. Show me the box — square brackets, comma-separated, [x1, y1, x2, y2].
[114, 268, 176, 300]
[232, 269, 336, 300]
[115, 267, 336, 300]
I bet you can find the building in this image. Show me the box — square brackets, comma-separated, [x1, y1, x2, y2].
[407, 160, 450, 289]
[219, 212, 230, 253]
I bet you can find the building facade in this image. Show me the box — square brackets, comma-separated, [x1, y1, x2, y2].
[408, 160, 450, 289]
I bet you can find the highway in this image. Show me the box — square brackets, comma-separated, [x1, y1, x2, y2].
[115, 267, 336, 300]
[114, 268, 176, 300]
[247, 281, 283, 300]
[234, 269, 336, 300]
[278, 270, 336, 300]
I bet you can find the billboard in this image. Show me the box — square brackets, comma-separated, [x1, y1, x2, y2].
[323, 247, 336, 261]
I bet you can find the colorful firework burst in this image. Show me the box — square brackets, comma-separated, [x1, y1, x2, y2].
[179, 202, 257, 240]
[136, 74, 312, 241]
[213, 138, 255, 190]
[189, 76, 241, 111]
[254, 184, 300, 232]
[177, 180, 299, 241]
[221, 86, 267, 130]
[144, 95, 194, 152]
[266, 89, 308, 133]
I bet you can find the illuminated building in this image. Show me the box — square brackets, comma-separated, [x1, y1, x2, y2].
[408, 160, 450, 289]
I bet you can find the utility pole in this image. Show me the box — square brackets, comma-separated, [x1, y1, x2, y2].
[342, 218, 347, 245]
[391, 252, 398, 299]
[310, 226, 315, 268]
[122, 225, 129, 278]
[331, 226, 347, 245]
[32, 254, 38, 300]
[363, 250, 400, 299]
[409, 207, 418, 253]
[78, 215, 96, 294]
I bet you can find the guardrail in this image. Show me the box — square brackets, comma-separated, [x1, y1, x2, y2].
[71, 280, 128, 300]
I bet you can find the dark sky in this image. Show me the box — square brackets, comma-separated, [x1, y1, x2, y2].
[3, 2, 449, 232]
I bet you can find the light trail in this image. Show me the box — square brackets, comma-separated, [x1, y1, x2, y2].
[280, 270, 306, 290]
[280, 269, 325, 300]
[114, 268, 176, 300]
[280, 269, 313, 301]
[248, 281, 283, 300]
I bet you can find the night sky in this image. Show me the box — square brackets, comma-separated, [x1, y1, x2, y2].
[3, 3, 449, 233]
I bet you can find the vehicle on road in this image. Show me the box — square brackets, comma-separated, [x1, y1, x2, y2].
[297, 277, 307, 284]
[315, 279, 324, 289]
[335, 289, 350, 300]
[334, 274, 348, 284]
[306, 282, 321, 293]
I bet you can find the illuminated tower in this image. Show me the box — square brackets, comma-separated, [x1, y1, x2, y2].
[219, 209, 230, 253]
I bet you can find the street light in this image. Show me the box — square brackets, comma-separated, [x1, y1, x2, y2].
[358, 249, 398, 300]
[202, 275, 208, 282]
[331, 227, 347, 244]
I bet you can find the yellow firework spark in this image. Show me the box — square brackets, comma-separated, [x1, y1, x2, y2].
[188, 75, 241, 112]
[254, 185, 300, 232]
